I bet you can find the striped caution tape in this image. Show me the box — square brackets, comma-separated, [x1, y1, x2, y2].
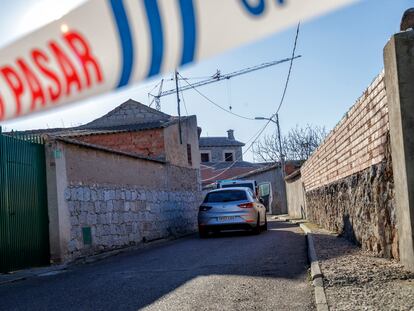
[0, 0, 358, 121]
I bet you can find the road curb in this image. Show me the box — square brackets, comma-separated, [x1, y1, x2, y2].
[299, 223, 329, 311]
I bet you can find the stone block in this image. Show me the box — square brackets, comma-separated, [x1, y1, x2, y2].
[79, 212, 88, 224]
[94, 201, 100, 213]
[70, 216, 79, 226]
[87, 213, 97, 225]
[114, 201, 123, 212]
[86, 202, 95, 213]
[91, 189, 98, 202]
[83, 187, 91, 201]
[107, 201, 114, 213]
[70, 188, 77, 201]
[103, 225, 111, 235]
[110, 190, 116, 200]
[125, 190, 132, 201]
[124, 201, 132, 212]
[115, 189, 122, 200]
[95, 225, 103, 236]
[137, 190, 146, 201]
[68, 240, 79, 252]
[112, 213, 119, 224]
[106, 213, 113, 224]
[64, 188, 71, 201]
[71, 226, 81, 239]
[131, 190, 138, 201]
[68, 201, 77, 215]
[110, 224, 118, 235]
[126, 225, 133, 234]
[75, 187, 83, 201]
[98, 214, 107, 225]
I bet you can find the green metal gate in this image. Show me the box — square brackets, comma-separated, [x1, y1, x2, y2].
[0, 131, 50, 273]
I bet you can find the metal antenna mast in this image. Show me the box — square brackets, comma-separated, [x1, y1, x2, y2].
[148, 79, 164, 110]
[148, 56, 301, 110]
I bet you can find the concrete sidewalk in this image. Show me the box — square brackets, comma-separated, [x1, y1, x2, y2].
[0, 264, 68, 285]
[0, 236, 181, 286]
[303, 222, 414, 310]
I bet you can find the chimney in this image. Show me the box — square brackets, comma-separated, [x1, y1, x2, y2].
[227, 129, 235, 140]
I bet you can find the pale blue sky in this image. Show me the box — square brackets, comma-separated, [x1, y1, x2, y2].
[0, 0, 410, 161]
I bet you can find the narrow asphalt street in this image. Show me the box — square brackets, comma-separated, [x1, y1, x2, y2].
[0, 220, 314, 311]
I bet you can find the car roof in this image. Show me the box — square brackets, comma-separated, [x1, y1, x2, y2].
[218, 180, 255, 184]
[208, 187, 252, 193]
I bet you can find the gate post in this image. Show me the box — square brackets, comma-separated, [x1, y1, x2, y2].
[384, 30, 414, 270]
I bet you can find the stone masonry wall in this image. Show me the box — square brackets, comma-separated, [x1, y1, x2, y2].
[306, 141, 398, 259]
[65, 186, 199, 259]
[52, 140, 202, 261]
[298, 72, 399, 259]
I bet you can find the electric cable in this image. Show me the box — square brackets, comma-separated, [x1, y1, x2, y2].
[178, 78, 189, 116]
[276, 22, 300, 114]
[178, 72, 255, 121]
[201, 22, 301, 182]
[201, 118, 273, 182]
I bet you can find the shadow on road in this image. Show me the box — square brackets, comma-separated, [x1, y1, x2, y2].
[0, 220, 312, 311]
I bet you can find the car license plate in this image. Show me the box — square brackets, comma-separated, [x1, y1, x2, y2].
[218, 216, 235, 221]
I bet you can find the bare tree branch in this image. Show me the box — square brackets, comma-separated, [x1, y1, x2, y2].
[253, 124, 327, 162]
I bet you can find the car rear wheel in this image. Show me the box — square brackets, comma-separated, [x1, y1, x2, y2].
[253, 215, 261, 235]
[262, 216, 268, 231]
[199, 227, 208, 238]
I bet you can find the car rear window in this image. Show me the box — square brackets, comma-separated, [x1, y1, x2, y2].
[204, 190, 247, 203]
[220, 183, 254, 191]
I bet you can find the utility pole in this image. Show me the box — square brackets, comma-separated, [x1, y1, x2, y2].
[175, 70, 183, 144]
[254, 115, 286, 176]
[275, 114, 285, 178]
[254, 114, 287, 214]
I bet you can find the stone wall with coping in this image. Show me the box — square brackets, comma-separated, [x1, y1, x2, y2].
[46, 139, 202, 262]
[65, 186, 199, 259]
[306, 141, 398, 259]
[295, 72, 398, 259]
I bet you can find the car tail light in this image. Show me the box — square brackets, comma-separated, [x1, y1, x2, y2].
[238, 202, 254, 208]
[199, 205, 212, 211]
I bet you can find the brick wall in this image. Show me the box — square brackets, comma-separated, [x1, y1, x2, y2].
[74, 129, 165, 160]
[302, 72, 389, 191]
[296, 72, 398, 259]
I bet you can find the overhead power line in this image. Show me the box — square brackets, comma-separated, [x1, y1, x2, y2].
[202, 22, 302, 183]
[276, 22, 301, 114]
[178, 72, 255, 120]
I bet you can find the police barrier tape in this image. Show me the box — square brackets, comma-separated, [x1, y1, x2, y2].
[0, 0, 358, 121]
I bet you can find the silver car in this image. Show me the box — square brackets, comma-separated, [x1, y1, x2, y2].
[198, 187, 267, 238]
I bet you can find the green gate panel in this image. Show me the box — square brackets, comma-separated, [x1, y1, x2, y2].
[0, 134, 50, 273]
